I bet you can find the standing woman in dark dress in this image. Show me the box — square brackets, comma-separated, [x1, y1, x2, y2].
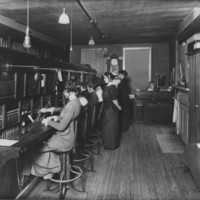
[102, 72, 121, 149]
[118, 70, 131, 132]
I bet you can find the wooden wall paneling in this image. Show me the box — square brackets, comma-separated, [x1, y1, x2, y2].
[178, 43, 188, 81]
[179, 100, 189, 144]
[188, 54, 195, 143]
[188, 53, 200, 144]
[195, 53, 200, 142]
[176, 89, 189, 144]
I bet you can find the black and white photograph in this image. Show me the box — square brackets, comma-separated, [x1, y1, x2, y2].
[0, 0, 200, 199]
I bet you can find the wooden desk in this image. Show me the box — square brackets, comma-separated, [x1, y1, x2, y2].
[134, 91, 173, 124]
[0, 122, 53, 199]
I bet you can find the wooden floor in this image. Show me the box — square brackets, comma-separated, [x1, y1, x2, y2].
[24, 125, 200, 200]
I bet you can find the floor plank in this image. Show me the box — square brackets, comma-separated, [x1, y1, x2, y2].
[23, 124, 200, 200]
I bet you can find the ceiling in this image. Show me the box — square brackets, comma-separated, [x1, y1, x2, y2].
[0, 0, 200, 48]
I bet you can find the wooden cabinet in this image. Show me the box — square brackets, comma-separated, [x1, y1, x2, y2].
[187, 50, 200, 143]
[176, 89, 189, 144]
[134, 91, 173, 124]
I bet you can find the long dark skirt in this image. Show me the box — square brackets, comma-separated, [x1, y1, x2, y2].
[119, 100, 131, 132]
[102, 103, 120, 149]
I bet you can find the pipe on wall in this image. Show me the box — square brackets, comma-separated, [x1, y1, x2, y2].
[75, 0, 107, 39]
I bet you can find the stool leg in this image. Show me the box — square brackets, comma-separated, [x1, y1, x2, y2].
[59, 186, 66, 200]
[59, 154, 67, 200]
[66, 154, 71, 180]
[90, 153, 95, 171]
[80, 171, 86, 192]
[97, 141, 101, 155]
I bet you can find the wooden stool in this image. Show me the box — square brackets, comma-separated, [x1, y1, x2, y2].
[48, 148, 83, 200]
[74, 109, 95, 173]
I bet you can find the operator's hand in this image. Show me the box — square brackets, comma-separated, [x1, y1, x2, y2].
[40, 107, 55, 114]
[40, 108, 48, 113]
[41, 117, 51, 126]
[41, 118, 48, 126]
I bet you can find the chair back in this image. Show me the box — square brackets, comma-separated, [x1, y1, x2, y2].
[87, 105, 96, 136]
[77, 107, 88, 140]
[96, 102, 103, 121]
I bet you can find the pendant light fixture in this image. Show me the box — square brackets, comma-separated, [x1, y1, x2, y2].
[23, 0, 31, 49]
[58, 0, 70, 24]
[70, 4, 73, 52]
[88, 36, 95, 45]
[69, 1, 73, 62]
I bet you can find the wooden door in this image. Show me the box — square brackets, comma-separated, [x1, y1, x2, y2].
[188, 53, 200, 143]
[195, 54, 200, 142]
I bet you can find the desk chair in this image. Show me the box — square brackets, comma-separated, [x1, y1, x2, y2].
[90, 102, 103, 141]
[83, 105, 102, 155]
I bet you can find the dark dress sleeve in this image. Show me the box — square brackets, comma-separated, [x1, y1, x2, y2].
[109, 85, 118, 100]
[88, 92, 98, 108]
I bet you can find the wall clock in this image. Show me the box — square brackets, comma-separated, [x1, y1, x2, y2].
[111, 58, 118, 66]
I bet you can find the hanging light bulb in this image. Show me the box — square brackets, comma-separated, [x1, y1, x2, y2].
[69, 0, 73, 64]
[23, 26, 31, 48]
[70, 3, 73, 52]
[88, 36, 95, 45]
[59, 8, 70, 24]
[23, 0, 31, 49]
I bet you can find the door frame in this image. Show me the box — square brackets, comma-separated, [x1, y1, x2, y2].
[122, 47, 152, 81]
